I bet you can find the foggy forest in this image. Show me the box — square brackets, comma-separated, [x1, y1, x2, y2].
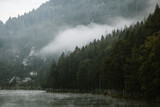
[0, 0, 160, 106]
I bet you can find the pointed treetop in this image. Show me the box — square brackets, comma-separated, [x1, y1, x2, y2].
[75, 46, 80, 50]
[156, 4, 159, 9]
[155, 4, 160, 13]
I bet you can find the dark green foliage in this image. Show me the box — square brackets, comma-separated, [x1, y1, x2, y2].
[139, 32, 160, 98]
[0, 0, 155, 88]
[145, 4, 160, 36]
[48, 5, 160, 99]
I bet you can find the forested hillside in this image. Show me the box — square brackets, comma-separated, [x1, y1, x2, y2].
[1, 0, 157, 88]
[48, 5, 160, 99]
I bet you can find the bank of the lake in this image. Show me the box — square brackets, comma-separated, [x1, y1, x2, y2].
[0, 90, 159, 107]
[46, 89, 160, 103]
[1, 87, 159, 103]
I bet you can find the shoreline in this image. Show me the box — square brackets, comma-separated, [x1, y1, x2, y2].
[46, 89, 160, 103]
[0, 88, 159, 103]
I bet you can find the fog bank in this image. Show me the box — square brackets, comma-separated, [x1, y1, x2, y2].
[40, 18, 136, 55]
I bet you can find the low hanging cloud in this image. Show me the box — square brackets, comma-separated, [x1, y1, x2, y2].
[40, 17, 136, 55]
[39, 0, 160, 56]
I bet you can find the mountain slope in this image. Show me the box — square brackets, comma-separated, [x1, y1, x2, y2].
[48, 5, 160, 99]
[0, 0, 159, 88]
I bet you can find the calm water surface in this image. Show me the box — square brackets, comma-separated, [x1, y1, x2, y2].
[0, 90, 158, 107]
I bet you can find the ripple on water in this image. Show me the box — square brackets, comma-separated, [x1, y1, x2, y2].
[0, 90, 159, 107]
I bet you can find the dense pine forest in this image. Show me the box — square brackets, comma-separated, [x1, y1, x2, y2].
[47, 5, 160, 99]
[0, 0, 159, 101]
[1, 0, 158, 89]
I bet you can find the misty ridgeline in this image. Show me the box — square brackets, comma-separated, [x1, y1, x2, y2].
[0, 0, 160, 100]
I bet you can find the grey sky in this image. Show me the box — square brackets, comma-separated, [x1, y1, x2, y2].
[0, 0, 49, 23]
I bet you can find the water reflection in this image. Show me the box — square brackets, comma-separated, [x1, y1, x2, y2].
[0, 90, 158, 107]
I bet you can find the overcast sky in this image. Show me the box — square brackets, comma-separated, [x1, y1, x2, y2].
[0, 0, 49, 23]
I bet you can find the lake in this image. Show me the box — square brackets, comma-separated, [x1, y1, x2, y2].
[0, 90, 158, 107]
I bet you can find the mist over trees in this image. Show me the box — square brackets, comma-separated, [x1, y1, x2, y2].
[0, 0, 159, 89]
[47, 5, 160, 99]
